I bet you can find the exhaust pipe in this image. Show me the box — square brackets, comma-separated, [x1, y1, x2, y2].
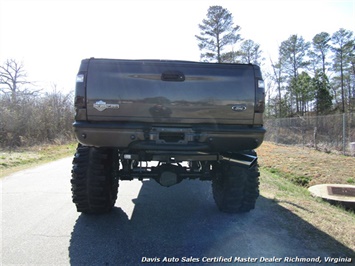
[222, 153, 257, 169]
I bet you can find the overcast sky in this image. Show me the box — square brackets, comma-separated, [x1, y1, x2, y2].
[0, 0, 354, 93]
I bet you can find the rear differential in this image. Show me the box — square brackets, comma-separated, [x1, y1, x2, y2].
[155, 164, 183, 187]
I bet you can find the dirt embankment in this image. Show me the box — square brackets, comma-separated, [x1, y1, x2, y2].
[257, 142, 355, 252]
[257, 142, 355, 187]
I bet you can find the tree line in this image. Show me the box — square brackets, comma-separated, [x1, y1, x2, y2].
[0, 59, 74, 149]
[196, 6, 355, 117]
[1, 5, 354, 148]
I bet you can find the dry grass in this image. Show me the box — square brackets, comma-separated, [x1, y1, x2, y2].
[0, 143, 76, 178]
[257, 142, 355, 186]
[257, 142, 355, 252]
[260, 170, 355, 253]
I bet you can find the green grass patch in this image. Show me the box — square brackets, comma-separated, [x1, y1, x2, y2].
[261, 167, 310, 197]
[263, 166, 312, 187]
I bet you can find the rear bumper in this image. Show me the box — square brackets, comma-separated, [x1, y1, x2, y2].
[73, 121, 266, 152]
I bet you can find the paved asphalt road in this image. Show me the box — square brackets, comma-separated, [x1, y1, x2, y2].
[1, 157, 354, 265]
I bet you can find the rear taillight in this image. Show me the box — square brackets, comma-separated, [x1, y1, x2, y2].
[255, 79, 265, 113]
[76, 74, 84, 83]
[75, 73, 86, 108]
[74, 72, 87, 121]
[74, 96, 85, 108]
[258, 80, 265, 89]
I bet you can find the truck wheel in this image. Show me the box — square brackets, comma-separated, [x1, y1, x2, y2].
[71, 144, 119, 214]
[212, 154, 260, 213]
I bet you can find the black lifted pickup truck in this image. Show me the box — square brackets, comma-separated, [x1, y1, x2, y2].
[71, 58, 265, 214]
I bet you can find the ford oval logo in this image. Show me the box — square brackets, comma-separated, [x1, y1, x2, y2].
[232, 105, 247, 112]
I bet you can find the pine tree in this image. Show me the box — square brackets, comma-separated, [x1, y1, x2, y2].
[331, 28, 355, 112]
[238, 39, 264, 65]
[279, 35, 310, 114]
[310, 32, 331, 74]
[313, 71, 333, 115]
[195, 6, 241, 63]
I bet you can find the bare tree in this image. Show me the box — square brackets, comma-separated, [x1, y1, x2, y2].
[0, 59, 34, 101]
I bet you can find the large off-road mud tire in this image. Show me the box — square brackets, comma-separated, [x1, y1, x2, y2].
[71, 144, 119, 214]
[212, 152, 260, 213]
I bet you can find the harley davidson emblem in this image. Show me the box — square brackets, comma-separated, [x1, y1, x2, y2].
[93, 100, 120, 111]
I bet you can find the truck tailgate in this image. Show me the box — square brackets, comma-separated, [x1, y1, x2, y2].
[85, 59, 256, 125]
